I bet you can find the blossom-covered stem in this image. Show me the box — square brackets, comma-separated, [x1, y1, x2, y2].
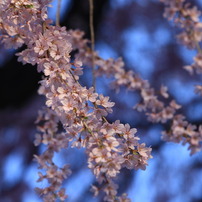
[69, 68, 108, 124]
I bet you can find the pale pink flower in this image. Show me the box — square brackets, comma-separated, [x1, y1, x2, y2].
[91, 148, 111, 163]
[58, 188, 68, 201]
[34, 39, 49, 55]
[195, 85, 202, 95]
[43, 61, 58, 76]
[94, 108, 108, 119]
[86, 87, 98, 102]
[141, 88, 155, 102]
[60, 99, 75, 113]
[183, 65, 194, 74]
[34, 133, 42, 146]
[91, 185, 99, 196]
[49, 44, 61, 60]
[46, 165, 57, 178]
[170, 100, 181, 109]
[103, 137, 119, 152]
[122, 124, 137, 139]
[96, 94, 115, 108]
[160, 85, 169, 98]
[111, 120, 124, 133]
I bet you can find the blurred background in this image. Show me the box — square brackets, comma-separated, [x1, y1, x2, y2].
[0, 0, 202, 201]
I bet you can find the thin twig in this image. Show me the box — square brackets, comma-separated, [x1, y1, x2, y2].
[56, 0, 62, 26]
[89, 0, 96, 90]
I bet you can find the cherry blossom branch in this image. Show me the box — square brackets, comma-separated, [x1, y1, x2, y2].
[0, 1, 152, 201]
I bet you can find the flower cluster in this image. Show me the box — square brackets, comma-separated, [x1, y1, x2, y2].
[34, 108, 71, 201]
[0, 1, 152, 201]
[160, 0, 202, 74]
[160, 0, 202, 99]
[0, 0, 50, 49]
[162, 115, 202, 155]
[87, 121, 152, 201]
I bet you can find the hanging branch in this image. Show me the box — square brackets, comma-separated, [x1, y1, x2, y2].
[89, 0, 96, 90]
[56, 0, 62, 26]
